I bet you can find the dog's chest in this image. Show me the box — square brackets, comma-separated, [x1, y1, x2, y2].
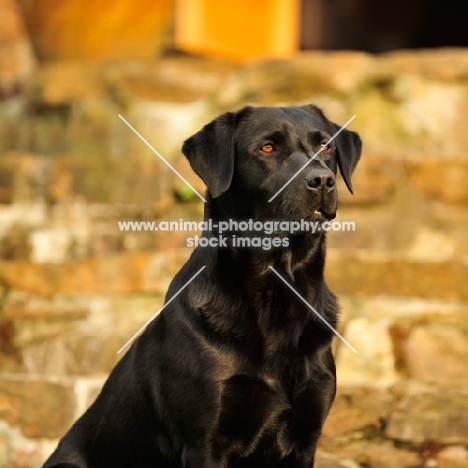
[214, 364, 327, 462]
[260, 350, 314, 405]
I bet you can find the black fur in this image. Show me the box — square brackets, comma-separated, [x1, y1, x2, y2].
[43, 105, 362, 468]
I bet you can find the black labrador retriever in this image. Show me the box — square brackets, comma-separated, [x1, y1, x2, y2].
[43, 104, 361, 468]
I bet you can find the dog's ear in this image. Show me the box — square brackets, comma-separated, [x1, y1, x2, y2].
[328, 122, 362, 194]
[182, 112, 236, 199]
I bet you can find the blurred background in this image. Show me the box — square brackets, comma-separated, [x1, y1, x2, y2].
[0, 0, 467, 467]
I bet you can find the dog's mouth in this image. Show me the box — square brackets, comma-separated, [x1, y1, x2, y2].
[311, 208, 336, 221]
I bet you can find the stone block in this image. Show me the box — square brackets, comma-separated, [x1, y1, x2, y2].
[29, 227, 76, 264]
[339, 295, 468, 323]
[375, 49, 468, 82]
[37, 62, 104, 105]
[325, 252, 468, 302]
[438, 447, 468, 468]
[386, 382, 468, 444]
[103, 58, 238, 104]
[0, 292, 164, 374]
[394, 77, 467, 155]
[0, 249, 190, 295]
[42, 148, 175, 211]
[405, 324, 468, 382]
[320, 441, 421, 468]
[335, 319, 395, 386]
[326, 207, 413, 252]
[0, 424, 59, 468]
[405, 227, 455, 262]
[406, 157, 468, 205]
[327, 208, 459, 260]
[347, 89, 406, 155]
[322, 386, 393, 439]
[20, 335, 123, 376]
[9, 436, 56, 468]
[216, 51, 372, 106]
[427, 205, 468, 257]
[3, 292, 89, 322]
[0, 376, 76, 438]
[337, 153, 400, 205]
[316, 453, 358, 468]
[0, 0, 36, 95]
[128, 100, 210, 159]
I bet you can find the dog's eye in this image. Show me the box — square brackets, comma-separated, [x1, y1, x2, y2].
[320, 143, 330, 152]
[261, 144, 275, 153]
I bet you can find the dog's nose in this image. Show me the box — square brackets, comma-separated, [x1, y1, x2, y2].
[304, 168, 335, 191]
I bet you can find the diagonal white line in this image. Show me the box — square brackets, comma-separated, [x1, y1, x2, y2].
[268, 266, 357, 353]
[268, 115, 356, 203]
[118, 114, 207, 203]
[117, 266, 206, 354]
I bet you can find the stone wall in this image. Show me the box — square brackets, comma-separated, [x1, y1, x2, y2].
[0, 48, 468, 467]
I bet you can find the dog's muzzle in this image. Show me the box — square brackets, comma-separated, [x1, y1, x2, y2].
[304, 168, 337, 220]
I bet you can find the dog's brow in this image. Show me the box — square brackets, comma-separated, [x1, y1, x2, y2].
[308, 130, 323, 145]
[262, 130, 286, 143]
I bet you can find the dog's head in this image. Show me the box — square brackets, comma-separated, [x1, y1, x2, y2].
[182, 105, 361, 221]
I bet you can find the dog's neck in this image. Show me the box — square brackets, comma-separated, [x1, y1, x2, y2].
[202, 197, 327, 283]
[194, 198, 333, 356]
